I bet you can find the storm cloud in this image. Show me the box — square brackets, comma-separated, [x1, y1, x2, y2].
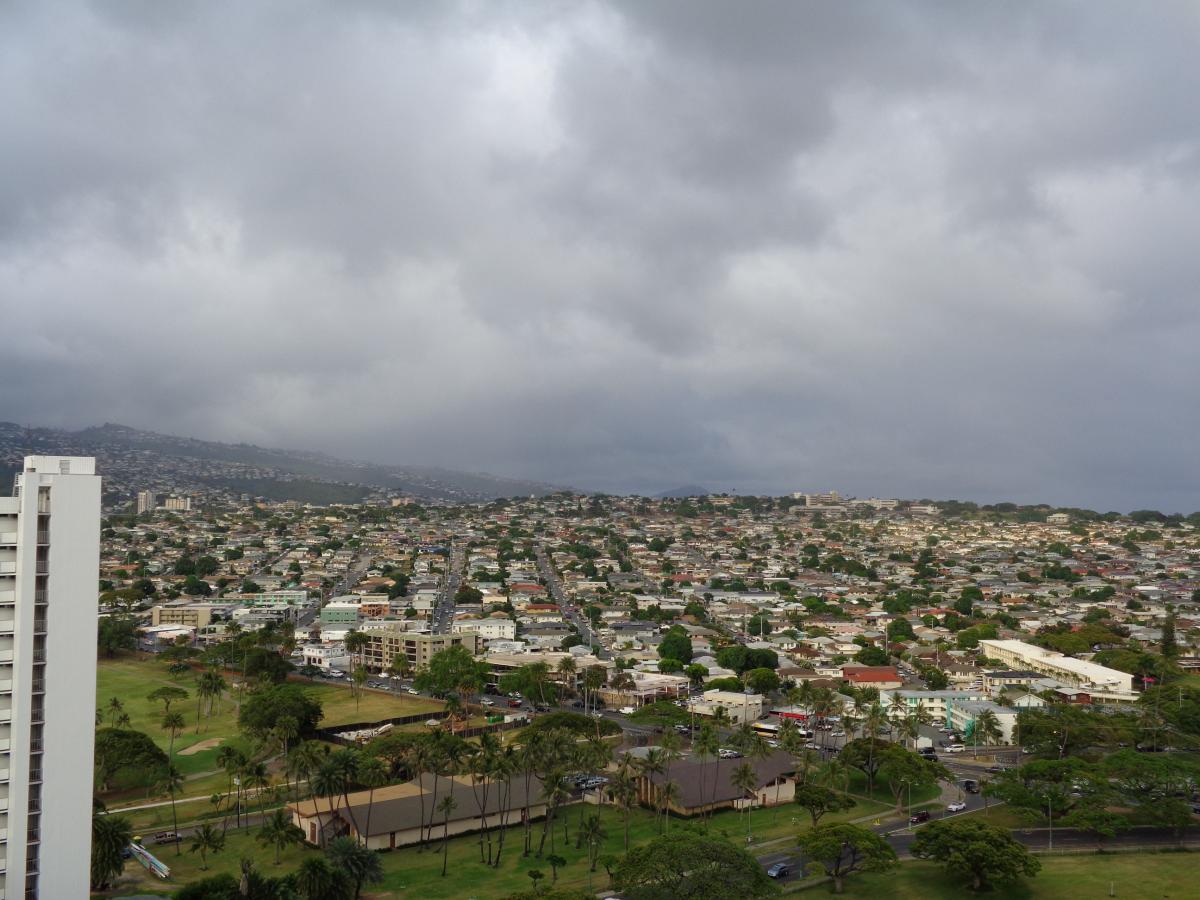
[3, 1, 1200, 509]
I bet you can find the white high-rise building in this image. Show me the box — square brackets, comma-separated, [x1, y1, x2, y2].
[0, 456, 101, 898]
[136, 491, 156, 515]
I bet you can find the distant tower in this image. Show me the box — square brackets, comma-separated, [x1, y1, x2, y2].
[2, 456, 101, 898]
[136, 490, 156, 514]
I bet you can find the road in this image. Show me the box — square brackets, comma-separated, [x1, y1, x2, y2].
[432, 544, 464, 634]
[534, 544, 610, 658]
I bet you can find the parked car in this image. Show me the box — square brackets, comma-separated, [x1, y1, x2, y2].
[153, 831, 182, 845]
[766, 862, 790, 879]
[947, 801, 967, 813]
[944, 744, 965, 753]
[908, 811, 931, 825]
[480, 698, 495, 706]
[508, 698, 523, 708]
[620, 706, 636, 715]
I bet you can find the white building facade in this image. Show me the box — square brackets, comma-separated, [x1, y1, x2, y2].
[0, 456, 101, 898]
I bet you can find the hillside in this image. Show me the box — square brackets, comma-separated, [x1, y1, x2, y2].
[0, 422, 564, 505]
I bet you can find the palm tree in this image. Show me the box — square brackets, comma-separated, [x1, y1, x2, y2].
[437, 794, 457, 876]
[581, 814, 607, 872]
[331, 748, 363, 838]
[356, 755, 389, 848]
[243, 761, 271, 821]
[198, 669, 226, 719]
[974, 709, 1003, 750]
[258, 808, 304, 864]
[296, 856, 342, 900]
[217, 746, 248, 830]
[107, 697, 124, 728]
[156, 765, 185, 855]
[658, 730, 683, 830]
[91, 812, 133, 891]
[352, 666, 369, 710]
[326, 834, 384, 899]
[161, 711, 186, 761]
[694, 723, 719, 826]
[583, 665, 606, 716]
[731, 761, 758, 840]
[637, 748, 666, 832]
[403, 738, 434, 851]
[610, 757, 638, 851]
[189, 823, 225, 870]
[659, 780, 682, 831]
[556, 655, 577, 699]
[312, 759, 346, 846]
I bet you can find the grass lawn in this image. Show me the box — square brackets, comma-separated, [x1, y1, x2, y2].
[809, 851, 1200, 899]
[106, 792, 887, 898]
[105, 823, 313, 897]
[98, 655, 443, 808]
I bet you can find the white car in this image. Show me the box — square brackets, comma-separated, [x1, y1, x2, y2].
[480, 698, 495, 706]
[947, 801, 967, 813]
[944, 744, 965, 753]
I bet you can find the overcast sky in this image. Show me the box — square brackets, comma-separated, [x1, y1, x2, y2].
[3, 2, 1200, 510]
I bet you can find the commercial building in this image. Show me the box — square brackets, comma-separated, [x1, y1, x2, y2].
[0, 456, 101, 898]
[360, 628, 480, 672]
[881, 689, 990, 724]
[452, 617, 517, 642]
[689, 689, 764, 725]
[944, 699, 1019, 745]
[979, 639, 1136, 699]
[151, 603, 214, 629]
[289, 773, 547, 850]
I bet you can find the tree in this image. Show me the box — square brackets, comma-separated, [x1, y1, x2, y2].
[438, 794, 458, 877]
[189, 823, 226, 871]
[97, 615, 139, 657]
[794, 783, 856, 828]
[149, 685, 190, 714]
[797, 823, 897, 894]
[1061, 804, 1130, 849]
[416, 644, 490, 702]
[854, 646, 889, 667]
[296, 856, 352, 900]
[258, 808, 305, 864]
[745, 667, 781, 694]
[546, 852, 567, 883]
[156, 764, 186, 855]
[162, 711, 186, 760]
[95, 728, 169, 792]
[911, 820, 1041, 891]
[1162, 608, 1178, 657]
[238, 683, 323, 737]
[326, 834, 384, 899]
[613, 832, 779, 899]
[91, 812, 133, 891]
[658, 628, 694, 664]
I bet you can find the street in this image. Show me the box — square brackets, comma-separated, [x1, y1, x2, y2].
[535, 543, 610, 658]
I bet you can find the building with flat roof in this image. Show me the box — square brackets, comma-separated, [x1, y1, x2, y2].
[360, 628, 480, 672]
[979, 639, 1136, 699]
[151, 603, 214, 629]
[689, 689, 764, 724]
[1, 456, 101, 897]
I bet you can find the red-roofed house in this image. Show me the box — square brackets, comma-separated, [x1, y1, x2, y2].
[841, 666, 902, 690]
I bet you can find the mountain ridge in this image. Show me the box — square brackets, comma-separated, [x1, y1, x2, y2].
[0, 422, 567, 503]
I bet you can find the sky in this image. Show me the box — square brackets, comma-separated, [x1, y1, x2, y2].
[3, 1, 1200, 511]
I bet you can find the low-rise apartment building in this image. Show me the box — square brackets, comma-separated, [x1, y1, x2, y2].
[979, 639, 1136, 699]
[360, 628, 480, 672]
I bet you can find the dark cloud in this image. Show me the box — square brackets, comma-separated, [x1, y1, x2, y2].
[3, 1, 1200, 510]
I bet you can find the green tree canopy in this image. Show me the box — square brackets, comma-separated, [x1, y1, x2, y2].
[911, 819, 1041, 891]
[613, 831, 779, 899]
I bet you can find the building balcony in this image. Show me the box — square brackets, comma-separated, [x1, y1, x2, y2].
[0, 681, 14, 694]
[0, 770, 9, 782]
[0, 652, 12, 664]
[0, 622, 11, 635]
[0, 710, 9, 723]
[0, 741, 10, 753]
[34, 562, 47, 575]
[0, 564, 13, 576]
[0, 535, 15, 547]
[35, 532, 48, 545]
[0, 593, 12, 605]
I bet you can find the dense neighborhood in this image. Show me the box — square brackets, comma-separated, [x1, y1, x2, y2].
[88, 486, 1200, 897]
